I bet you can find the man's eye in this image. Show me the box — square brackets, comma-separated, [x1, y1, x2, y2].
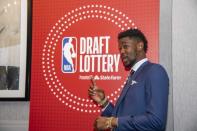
[123, 45, 128, 49]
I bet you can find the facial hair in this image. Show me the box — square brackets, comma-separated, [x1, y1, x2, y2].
[124, 52, 137, 71]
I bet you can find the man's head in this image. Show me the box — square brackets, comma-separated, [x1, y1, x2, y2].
[118, 28, 148, 69]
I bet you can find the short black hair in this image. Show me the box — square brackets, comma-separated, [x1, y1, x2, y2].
[118, 28, 148, 53]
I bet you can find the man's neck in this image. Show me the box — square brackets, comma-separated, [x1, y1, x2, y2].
[125, 53, 146, 71]
[135, 54, 146, 64]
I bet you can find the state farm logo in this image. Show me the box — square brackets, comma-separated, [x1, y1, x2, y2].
[42, 4, 137, 113]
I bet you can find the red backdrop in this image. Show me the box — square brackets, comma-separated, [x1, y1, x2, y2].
[29, 0, 159, 130]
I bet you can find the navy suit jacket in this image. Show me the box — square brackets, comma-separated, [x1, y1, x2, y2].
[101, 61, 169, 131]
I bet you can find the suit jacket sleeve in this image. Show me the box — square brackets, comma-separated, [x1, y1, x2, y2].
[116, 65, 169, 131]
[101, 102, 114, 117]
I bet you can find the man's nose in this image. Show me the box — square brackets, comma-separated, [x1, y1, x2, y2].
[120, 48, 125, 55]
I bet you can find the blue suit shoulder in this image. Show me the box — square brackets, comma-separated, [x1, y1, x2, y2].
[146, 62, 169, 81]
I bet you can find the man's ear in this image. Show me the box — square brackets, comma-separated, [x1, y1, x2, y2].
[136, 41, 144, 51]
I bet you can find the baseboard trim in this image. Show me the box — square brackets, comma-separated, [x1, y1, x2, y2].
[0, 120, 29, 129]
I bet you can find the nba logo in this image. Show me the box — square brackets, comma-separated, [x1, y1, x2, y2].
[62, 37, 77, 73]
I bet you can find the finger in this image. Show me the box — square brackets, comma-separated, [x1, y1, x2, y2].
[94, 88, 103, 93]
[88, 89, 95, 93]
[88, 88, 97, 93]
[97, 116, 102, 119]
[90, 76, 96, 87]
[90, 85, 99, 92]
[88, 91, 96, 96]
[94, 120, 97, 129]
[89, 85, 95, 89]
[89, 93, 96, 96]
[88, 88, 94, 92]
[88, 87, 97, 94]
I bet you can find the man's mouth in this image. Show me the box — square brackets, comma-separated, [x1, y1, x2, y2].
[121, 56, 128, 63]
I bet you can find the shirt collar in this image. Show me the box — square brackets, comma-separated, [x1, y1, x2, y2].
[132, 58, 148, 72]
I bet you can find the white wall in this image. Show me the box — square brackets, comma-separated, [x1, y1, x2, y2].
[172, 0, 197, 130]
[160, 0, 173, 130]
[0, 102, 29, 130]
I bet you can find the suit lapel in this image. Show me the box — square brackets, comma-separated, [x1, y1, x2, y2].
[113, 61, 150, 115]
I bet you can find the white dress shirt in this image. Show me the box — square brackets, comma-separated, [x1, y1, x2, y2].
[132, 58, 148, 72]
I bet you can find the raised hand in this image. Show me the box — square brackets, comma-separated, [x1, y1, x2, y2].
[88, 77, 105, 104]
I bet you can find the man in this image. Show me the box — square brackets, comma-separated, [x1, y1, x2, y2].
[88, 29, 169, 131]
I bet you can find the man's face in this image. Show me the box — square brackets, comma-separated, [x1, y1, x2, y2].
[118, 37, 138, 69]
